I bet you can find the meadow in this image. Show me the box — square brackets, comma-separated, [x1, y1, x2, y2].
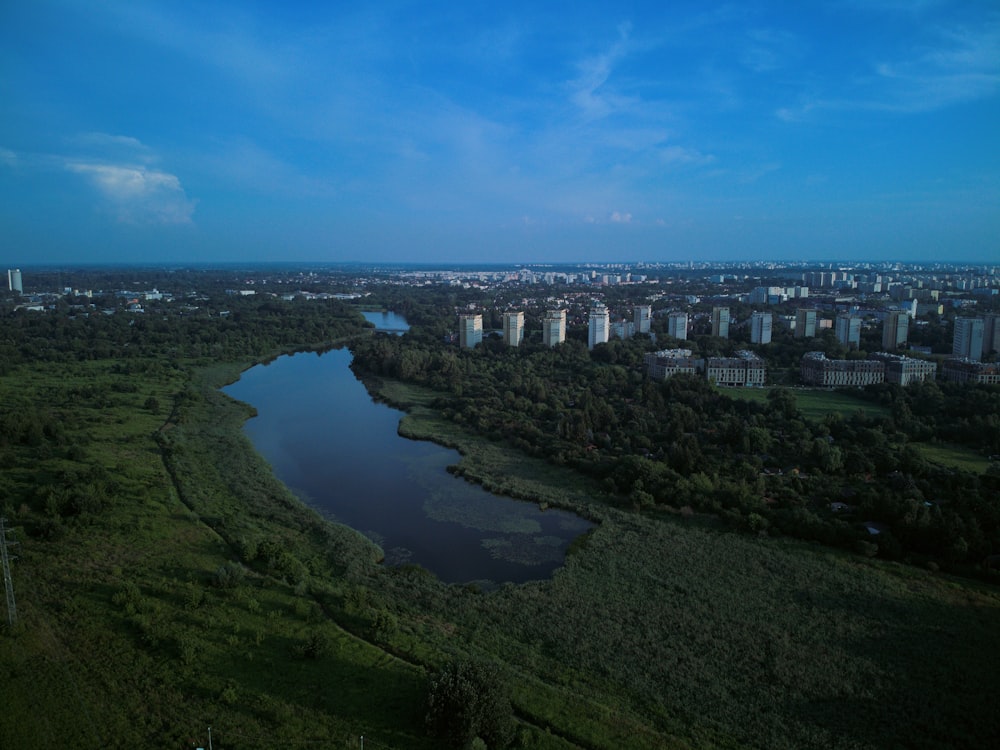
[722, 385, 891, 421]
[2, 355, 999, 749]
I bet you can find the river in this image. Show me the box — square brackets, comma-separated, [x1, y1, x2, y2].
[223, 315, 591, 585]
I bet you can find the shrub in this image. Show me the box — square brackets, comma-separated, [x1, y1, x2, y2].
[425, 659, 514, 749]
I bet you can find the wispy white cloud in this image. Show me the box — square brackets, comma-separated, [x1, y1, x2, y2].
[741, 28, 801, 73]
[609, 210, 632, 223]
[872, 23, 1000, 110]
[1, 133, 195, 225]
[658, 145, 716, 166]
[52, 132, 196, 224]
[65, 162, 195, 224]
[85, 3, 297, 93]
[777, 20, 1000, 118]
[199, 137, 333, 197]
[568, 22, 635, 119]
[69, 132, 156, 161]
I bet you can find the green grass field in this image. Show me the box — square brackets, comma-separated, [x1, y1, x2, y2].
[911, 441, 993, 473]
[723, 386, 891, 421]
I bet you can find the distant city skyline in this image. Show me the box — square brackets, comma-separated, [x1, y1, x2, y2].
[2, 1, 998, 265]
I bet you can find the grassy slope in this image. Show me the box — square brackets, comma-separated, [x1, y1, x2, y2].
[0, 359, 432, 749]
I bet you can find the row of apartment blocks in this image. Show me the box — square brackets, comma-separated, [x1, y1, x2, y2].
[460, 306, 1000, 363]
[783, 308, 999, 362]
[459, 305, 652, 351]
[643, 348, 999, 388]
[458, 309, 570, 349]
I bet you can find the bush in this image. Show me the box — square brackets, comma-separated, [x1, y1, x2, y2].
[212, 561, 247, 589]
[425, 659, 514, 749]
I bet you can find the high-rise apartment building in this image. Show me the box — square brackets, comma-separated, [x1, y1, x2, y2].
[711, 307, 730, 338]
[795, 308, 817, 338]
[667, 311, 688, 341]
[458, 313, 482, 349]
[750, 311, 772, 344]
[588, 303, 610, 350]
[981, 314, 1000, 356]
[835, 314, 861, 349]
[882, 311, 909, 350]
[543, 309, 566, 348]
[502, 311, 524, 347]
[7, 268, 22, 293]
[634, 305, 651, 335]
[953, 317, 985, 361]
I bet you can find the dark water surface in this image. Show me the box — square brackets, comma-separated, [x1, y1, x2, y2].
[223, 346, 591, 584]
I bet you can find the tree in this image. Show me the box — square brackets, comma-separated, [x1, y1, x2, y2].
[425, 659, 514, 749]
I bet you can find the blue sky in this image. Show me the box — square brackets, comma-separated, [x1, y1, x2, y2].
[2, 1, 998, 265]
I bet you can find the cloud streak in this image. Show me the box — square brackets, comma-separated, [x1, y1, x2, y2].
[568, 22, 635, 119]
[777, 20, 1000, 119]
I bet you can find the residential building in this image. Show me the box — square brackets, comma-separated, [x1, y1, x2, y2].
[667, 311, 688, 340]
[985, 314, 1000, 355]
[749, 286, 785, 305]
[634, 305, 651, 335]
[7, 268, 22, 293]
[800, 352, 884, 387]
[835, 314, 862, 349]
[795, 308, 818, 338]
[869, 352, 938, 385]
[916, 302, 944, 317]
[458, 313, 482, 349]
[750, 311, 772, 344]
[882, 311, 909, 350]
[502, 311, 524, 347]
[612, 319, 634, 340]
[644, 349, 702, 381]
[953, 317, 985, 361]
[941, 359, 1000, 385]
[711, 307, 730, 338]
[588, 303, 610, 350]
[705, 351, 765, 386]
[543, 309, 566, 347]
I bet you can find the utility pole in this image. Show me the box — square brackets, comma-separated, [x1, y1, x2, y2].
[0, 517, 17, 626]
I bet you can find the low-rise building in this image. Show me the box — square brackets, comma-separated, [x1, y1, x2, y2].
[868, 352, 938, 385]
[644, 349, 702, 381]
[800, 352, 885, 387]
[705, 350, 766, 386]
[941, 359, 1000, 385]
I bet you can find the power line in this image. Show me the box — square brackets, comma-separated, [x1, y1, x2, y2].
[0, 517, 17, 626]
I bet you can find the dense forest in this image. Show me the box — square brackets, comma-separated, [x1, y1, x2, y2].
[351, 322, 1000, 574]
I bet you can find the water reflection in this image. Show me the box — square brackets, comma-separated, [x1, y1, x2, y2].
[223, 347, 591, 584]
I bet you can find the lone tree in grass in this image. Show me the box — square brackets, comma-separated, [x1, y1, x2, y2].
[425, 658, 514, 749]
